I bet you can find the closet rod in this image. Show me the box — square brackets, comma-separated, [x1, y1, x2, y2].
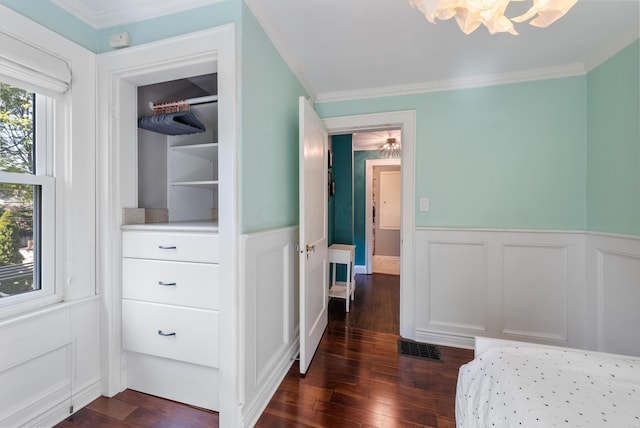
[148, 95, 218, 112]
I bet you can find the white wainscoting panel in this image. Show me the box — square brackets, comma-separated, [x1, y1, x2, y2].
[414, 229, 585, 349]
[0, 297, 101, 427]
[418, 241, 488, 332]
[587, 233, 640, 357]
[70, 298, 102, 400]
[502, 244, 568, 340]
[241, 226, 299, 427]
[0, 344, 71, 427]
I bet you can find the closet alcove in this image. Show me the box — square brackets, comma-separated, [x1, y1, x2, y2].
[119, 72, 221, 411]
[99, 25, 238, 425]
[136, 73, 219, 223]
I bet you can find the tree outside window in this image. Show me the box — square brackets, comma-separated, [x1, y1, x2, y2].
[0, 83, 36, 298]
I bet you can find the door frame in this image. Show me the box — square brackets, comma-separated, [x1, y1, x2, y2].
[323, 110, 416, 339]
[366, 159, 401, 274]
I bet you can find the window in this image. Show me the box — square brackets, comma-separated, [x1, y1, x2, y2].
[0, 82, 55, 308]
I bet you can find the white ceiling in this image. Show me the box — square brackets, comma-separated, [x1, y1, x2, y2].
[353, 129, 402, 151]
[51, 0, 224, 29]
[53, 0, 639, 102]
[246, 0, 640, 101]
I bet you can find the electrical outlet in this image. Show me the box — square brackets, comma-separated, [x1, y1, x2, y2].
[109, 32, 130, 49]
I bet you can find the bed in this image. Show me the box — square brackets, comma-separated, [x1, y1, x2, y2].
[455, 337, 640, 427]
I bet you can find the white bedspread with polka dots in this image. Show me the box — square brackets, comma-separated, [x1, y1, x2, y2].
[455, 345, 640, 427]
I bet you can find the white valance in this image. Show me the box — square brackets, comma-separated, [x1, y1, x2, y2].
[0, 31, 71, 98]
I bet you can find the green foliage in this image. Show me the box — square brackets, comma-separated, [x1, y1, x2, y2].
[0, 83, 34, 204]
[11, 205, 33, 236]
[0, 83, 34, 173]
[0, 210, 24, 266]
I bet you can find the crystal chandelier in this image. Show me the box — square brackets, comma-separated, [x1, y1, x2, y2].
[379, 138, 401, 158]
[409, 0, 578, 35]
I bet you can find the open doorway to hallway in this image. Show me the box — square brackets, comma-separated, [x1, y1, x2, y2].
[328, 129, 401, 335]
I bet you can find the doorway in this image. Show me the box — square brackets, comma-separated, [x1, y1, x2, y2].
[323, 110, 416, 339]
[328, 129, 402, 332]
[329, 130, 402, 274]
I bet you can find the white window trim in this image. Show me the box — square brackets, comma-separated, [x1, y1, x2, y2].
[0, 92, 59, 317]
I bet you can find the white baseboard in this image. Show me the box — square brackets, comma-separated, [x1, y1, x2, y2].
[242, 341, 299, 428]
[372, 255, 400, 275]
[70, 380, 102, 416]
[354, 265, 367, 274]
[413, 330, 475, 350]
[18, 379, 101, 428]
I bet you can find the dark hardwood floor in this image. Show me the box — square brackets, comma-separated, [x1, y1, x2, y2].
[256, 273, 473, 427]
[55, 274, 473, 427]
[329, 273, 401, 334]
[55, 389, 219, 427]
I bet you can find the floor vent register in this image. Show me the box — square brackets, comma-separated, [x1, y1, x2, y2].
[397, 339, 443, 362]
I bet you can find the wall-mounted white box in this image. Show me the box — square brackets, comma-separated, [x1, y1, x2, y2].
[420, 197, 430, 211]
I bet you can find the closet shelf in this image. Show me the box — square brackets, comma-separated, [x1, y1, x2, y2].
[171, 180, 219, 189]
[171, 143, 218, 160]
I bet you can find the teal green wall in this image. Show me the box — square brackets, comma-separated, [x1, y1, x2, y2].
[353, 150, 385, 265]
[95, 2, 241, 53]
[332, 147, 388, 272]
[328, 162, 335, 245]
[329, 135, 353, 282]
[5, 1, 638, 235]
[587, 41, 640, 236]
[3, 0, 305, 234]
[240, 3, 308, 233]
[0, 0, 241, 53]
[0, 0, 97, 51]
[317, 77, 588, 231]
[332, 135, 353, 244]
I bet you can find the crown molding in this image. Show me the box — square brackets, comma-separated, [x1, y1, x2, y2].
[50, 0, 99, 27]
[315, 63, 586, 103]
[583, 24, 640, 73]
[244, 0, 317, 99]
[51, 0, 225, 29]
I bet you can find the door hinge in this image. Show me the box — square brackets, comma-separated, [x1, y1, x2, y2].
[69, 405, 74, 414]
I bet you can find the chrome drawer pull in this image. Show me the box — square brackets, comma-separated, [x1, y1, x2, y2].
[158, 281, 177, 286]
[158, 245, 177, 250]
[157, 330, 176, 337]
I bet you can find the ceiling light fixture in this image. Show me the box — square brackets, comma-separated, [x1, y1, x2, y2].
[379, 138, 401, 158]
[409, 0, 578, 35]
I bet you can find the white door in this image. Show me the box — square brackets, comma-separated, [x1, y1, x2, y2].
[298, 96, 329, 375]
[379, 170, 401, 230]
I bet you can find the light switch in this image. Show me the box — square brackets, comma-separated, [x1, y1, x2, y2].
[420, 197, 430, 211]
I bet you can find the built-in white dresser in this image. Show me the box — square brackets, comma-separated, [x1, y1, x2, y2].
[121, 221, 219, 411]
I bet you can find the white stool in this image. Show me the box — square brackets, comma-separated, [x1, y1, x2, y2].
[328, 244, 356, 312]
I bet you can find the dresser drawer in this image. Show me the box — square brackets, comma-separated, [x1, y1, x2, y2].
[122, 231, 219, 263]
[122, 300, 218, 368]
[122, 258, 219, 310]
